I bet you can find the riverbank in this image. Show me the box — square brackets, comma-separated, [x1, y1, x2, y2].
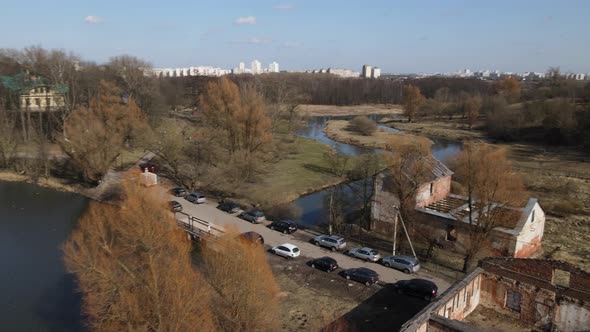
[379, 116, 486, 141]
[0, 171, 78, 193]
[323, 119, 430, 150]
[295, 104, 403, 117]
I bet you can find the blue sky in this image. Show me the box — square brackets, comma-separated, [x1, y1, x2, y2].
[1, 0, 589, 73]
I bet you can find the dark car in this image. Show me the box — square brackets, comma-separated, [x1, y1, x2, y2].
[170, 187, 188, 197]
[139, 162, 157, 173]
[169, 200, 182, 212]
[269, 220, 297, 234]
[240, 210, 266, 224]
[238, 231, 264, 246]
[217, 202, 241, 214]
[309, 256, 338, 272]
[342, 267, 379, 286]
[393, 279, 438, 301]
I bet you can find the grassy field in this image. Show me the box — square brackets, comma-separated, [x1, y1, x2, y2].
[295, 104, 403, 117]
[323, 119, 430, 150]
[379, 115, 486, 141]
[236, 137, 347, 206]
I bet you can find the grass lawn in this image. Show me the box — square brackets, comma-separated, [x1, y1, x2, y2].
[237, 137, 347, 205]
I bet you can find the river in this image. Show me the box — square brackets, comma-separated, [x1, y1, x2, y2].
[293, 114, 463, 228]
[0, 181, 87, 331]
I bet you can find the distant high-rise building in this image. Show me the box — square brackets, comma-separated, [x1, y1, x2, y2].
[371, 67, 381, 79]
[362, 65, 372, 78]
[269, 62, 279, 73]
[238, 62, 245, 73]
[251, 60, 261, 74]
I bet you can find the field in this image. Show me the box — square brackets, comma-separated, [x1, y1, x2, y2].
[295, 104, 403, 117]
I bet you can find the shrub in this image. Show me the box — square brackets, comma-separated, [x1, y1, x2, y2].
[350, 116, 377, 136]
[548, 200, 584, 215]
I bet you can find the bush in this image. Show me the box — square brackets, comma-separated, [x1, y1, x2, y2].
[266, 203, 302, 221]
[548, 200, 584, 215]
[350, 116, 377, 136]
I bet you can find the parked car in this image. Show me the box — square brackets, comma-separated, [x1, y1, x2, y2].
[342, 267, 379, 286]
[139, 162, 157, 173]
[185, 192, 206, 204]
[170, 187, 188, 197]
[393, 279, 438, 301]
[382, 255, 421, 273]
[217, 201, 241, 214]
[270, 243, 300, 259]
[240, 210, 266, 224]
[269, 220, 297, 234]
[313, 234, 347, 251]
[169, 200, 182, 212]
[346, 247, 381, 262]
[309, 256, 338, 272]
[238, 231, 264, 246]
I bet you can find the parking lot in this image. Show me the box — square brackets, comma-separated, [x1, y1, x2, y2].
[171, 195, 451, 290]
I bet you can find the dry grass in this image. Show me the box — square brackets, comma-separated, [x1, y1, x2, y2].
[379, 115, 486, 141]
[323, 119, 429, 150]
[295, 104, 403, 117]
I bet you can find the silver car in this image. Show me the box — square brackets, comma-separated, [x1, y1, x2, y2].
[313, 234, 347, 251]
[347, 247, 381, 262]
[382, 255, 421, 273]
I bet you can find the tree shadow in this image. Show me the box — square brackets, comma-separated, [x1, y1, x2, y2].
[322, 283, 429, 332]
[303, 163, 335, 175]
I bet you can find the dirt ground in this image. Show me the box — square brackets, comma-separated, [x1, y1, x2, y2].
[463, 306, 533, 331]
[295, 104, 403, 117]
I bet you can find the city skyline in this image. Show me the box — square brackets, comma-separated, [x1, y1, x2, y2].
[2, 1, 588, 73]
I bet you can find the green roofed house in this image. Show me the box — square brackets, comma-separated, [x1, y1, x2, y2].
[0, 72, 68, 112]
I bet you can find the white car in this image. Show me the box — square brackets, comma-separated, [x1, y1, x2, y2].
[271, 243, 300, 259]
[185, 192, 206, 204]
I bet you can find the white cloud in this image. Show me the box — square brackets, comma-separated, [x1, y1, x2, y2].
[273, 4, 296, 10]
[234, 16, 257, 25]
[229, 37, 273, 45]
[84, 15, 105, 24]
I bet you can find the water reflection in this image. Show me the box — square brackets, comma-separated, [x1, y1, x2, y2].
[292, 115, 463, 228]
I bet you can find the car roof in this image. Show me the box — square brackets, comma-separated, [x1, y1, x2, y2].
[190, 192, 202, 195]
[410, 279, 437, 286]
[360, 247, 376, 252]
[316, 256, 337, 263]
[353, 267, 377, 274]
[386, 255, 418, 262]
[281, 243, 298, 250]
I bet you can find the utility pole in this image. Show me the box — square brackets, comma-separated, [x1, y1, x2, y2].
[399, 213, 417, 258]
[392, 213, 397, 255]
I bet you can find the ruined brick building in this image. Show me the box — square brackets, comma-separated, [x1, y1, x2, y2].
[400, 258, 590, 331]
[371, 155, 545, 258]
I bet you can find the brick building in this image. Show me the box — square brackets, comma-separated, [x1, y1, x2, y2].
[400, 258, 590, 331]
[371, 155, 545, 258]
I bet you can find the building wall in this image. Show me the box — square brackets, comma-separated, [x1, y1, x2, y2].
[554, 302, 590, 331]
[415, 176, 451, 208]
[19, 87, 65, 111]
[514, 202, 545, 258]
[434, 274, 482, 321]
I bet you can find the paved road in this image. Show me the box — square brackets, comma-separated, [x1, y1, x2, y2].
[171, 196, 452, 292]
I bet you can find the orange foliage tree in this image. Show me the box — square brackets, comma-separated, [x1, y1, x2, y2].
[495, 77, 521, 103]
[455, 143, 526, 271]
[464, 95, 482, 129]
[200, 77, 272, 154]
[58, 80, 147, 184]
[63, 182, 216, 331]
[402, 84, 425, 123]
[202, 230, 280, 331]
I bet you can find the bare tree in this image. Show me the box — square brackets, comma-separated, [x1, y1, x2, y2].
[464, 95, 482, 129]
[202, 230, 280, 331]
[454, 143, 526, 271]
[402, 84, 425, 123]
[63, 181, 217, 331]
[58, 81, 147, 184]
[0, 110, 19, 168]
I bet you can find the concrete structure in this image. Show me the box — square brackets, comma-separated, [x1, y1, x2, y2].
[371, 67, 381, 79]
[268, 62, 279, 73]
[362, 64, 372, 78]
[371, 156, 545, 259]
[152, 66, 231, 78]
[238, 62, 245, 73]
[326, 68, 360, 78]
[19, 85, 65, 112]
[251, 60, 262, 74]
[400, 258, 590, 331]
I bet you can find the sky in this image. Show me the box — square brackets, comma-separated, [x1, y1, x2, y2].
[1, 0, 589, 73]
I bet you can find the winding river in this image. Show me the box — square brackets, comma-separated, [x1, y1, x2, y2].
[293, 114, 463, 228]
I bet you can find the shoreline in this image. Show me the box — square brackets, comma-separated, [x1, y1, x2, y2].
[0, 171, 80, 194]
